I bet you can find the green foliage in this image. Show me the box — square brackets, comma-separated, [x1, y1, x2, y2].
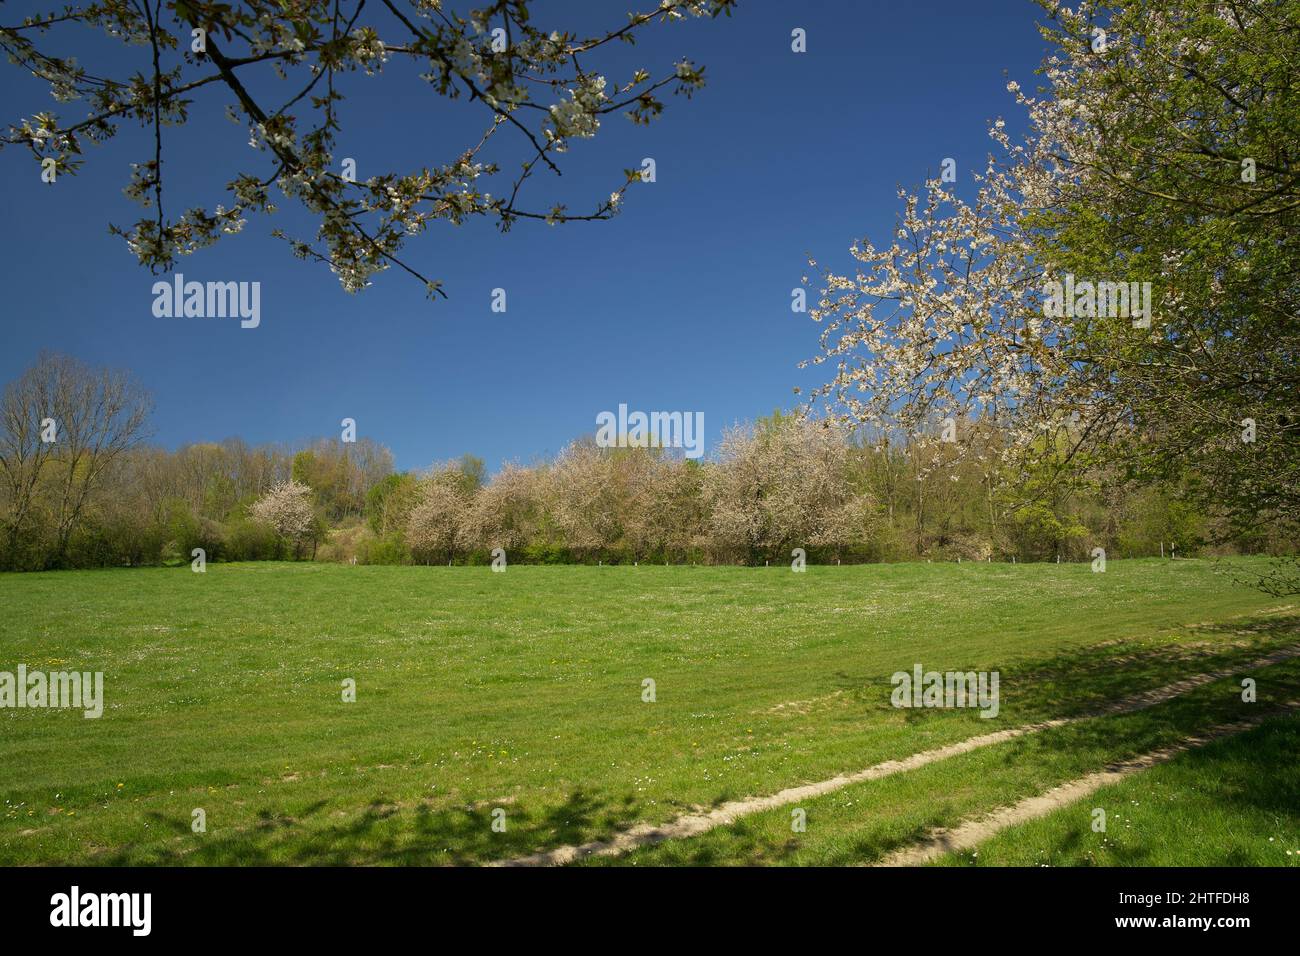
[1009, 502, 1088, 561]
[449, 455, 486, 496]
[357, 532, 409, 566]
[521, 542, 572, 565]
[223, 517, 283, 562]
[365, 473, 419, 536]
[160, 498, 202, 564]
[1028, 0, 1300, 542]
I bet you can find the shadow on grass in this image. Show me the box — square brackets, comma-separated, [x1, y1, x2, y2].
[954, 714, 1300, 868]
[827, 612, 1300, 731]
[102, 787, 641, 866]
[602, 632, 1300, 867]
[96, 612, 1300, 867]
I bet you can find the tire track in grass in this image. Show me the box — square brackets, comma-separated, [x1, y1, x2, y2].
[875, 700, 1300, 867]
[492, 644, 1300, 867]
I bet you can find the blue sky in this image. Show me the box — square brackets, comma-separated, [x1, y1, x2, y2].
[0, 0, 1049, 472]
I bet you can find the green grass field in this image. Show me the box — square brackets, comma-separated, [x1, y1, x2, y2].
[931, 714, 1300, 867]
[1, 558, 1295, 866]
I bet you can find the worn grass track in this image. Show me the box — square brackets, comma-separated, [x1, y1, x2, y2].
[879, 703, 1300, 867]
[929, 711, 1300, 867]
[516, 647, 1300, 866]
[589, 662, 1300, 867]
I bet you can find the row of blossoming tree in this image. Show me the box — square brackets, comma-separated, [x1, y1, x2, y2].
[4, 353, 1288, 571]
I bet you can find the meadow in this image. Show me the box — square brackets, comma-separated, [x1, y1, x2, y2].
[1, 558, 1296, 866]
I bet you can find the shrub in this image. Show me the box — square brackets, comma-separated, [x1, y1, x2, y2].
[358, 533, 409, 566]
[224, 517, 283, 562]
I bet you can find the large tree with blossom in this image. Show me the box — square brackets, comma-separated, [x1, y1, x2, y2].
[703, 413, 877, 564]
[249, 477, 316, 555]
[405, 461, 474, 562]
[2, 0, 735, 296]
[800, 0, 1299, 579]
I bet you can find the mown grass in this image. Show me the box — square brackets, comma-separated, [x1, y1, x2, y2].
[930, 713, 1300, 867]
[588, 659, 1300, 866]
[0, 557, 1292, 865]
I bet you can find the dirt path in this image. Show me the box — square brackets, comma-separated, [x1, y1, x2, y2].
[493, 644, 1300, 866]
[875, 700, 1300, 866]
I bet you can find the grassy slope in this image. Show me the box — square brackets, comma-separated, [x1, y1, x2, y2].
[0, 558, 1291, 865]
[930, 713, 1300, 867]
[589, 662, 1300, 866]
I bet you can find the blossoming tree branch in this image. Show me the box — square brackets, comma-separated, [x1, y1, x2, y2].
[1, 0, 736, 296]
[799, 0, 1298, 586]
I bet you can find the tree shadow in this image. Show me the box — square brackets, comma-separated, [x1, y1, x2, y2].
[94, 612, 1300, 867]
[825, 611, 1300, 731]
[999, 713, 1300, 867]
[616, 618, 1300, 867]
[102, 788, 641, 866]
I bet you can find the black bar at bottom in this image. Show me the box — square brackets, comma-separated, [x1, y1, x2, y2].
[0, 865, 1287, 942]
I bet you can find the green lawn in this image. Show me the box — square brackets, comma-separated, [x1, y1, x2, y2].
[586, 662, 1300, 866]
[0, 558, 1293, 865]
[931, 713, 1300, 867]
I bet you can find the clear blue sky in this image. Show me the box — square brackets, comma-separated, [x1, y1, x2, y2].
[0, 0, 1049, 472]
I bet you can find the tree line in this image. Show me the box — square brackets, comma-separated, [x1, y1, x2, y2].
[2, 354, 1290, 572]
